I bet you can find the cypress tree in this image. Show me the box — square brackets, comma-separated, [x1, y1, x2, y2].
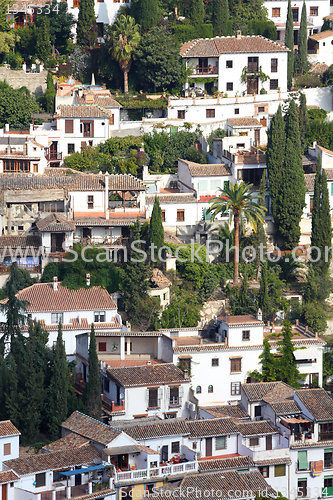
[277, 100, 306, 249]
[84, 324, 102, 420]
[133, 0, 159, 31]
[48, 321, 69, 439]
[258, 261, 270, 321]
[189, 0, 205, 27]
[44, 72, 56, 114]
[248, 338, 277, 382]
[77, 0, 97, 48]
[266, 106, 285, 233]
[297, 2, 308, 75]
[212, 0, 229, 36]
[285, 0, 294, 90]
[298, 92, 308, 151]
[276, 320, 304, 387]
[311, 155, 332, 275]
[149, 196, 164, 261]
[35, 16, 51, 62]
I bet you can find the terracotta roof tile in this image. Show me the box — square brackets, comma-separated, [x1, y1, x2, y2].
[107, 363, 188, 387]
[42, 433, 90, 453]
[36, 214, 76, 232]
[0, 421, 20, 437]
[150, 268, 172, 289]
[146, 193, 197, 204]
[254, 457, 292, 466]
[269, 400, 301, 415]
[218, 314, 264, 326]
[8, 283, 117, 313]
[306, 169, 333, 191]
[115, 419, 189, 440]
[57, 105, 114, 119]
[4, 445, 101, 475]
[241, 381, 292, 402]
[237, 420, 277, 436]
[186, 418, 239, 437]
[0, 235, 41, 250]
[227, 118, 261, 127]
[180, 35, 288, 57]
[0, 470, 19, 484]
[76, 96, 121, 108]
[200, 405, 249, 419]
[295, 388, 333, 421]
[180, 160, 231, 177]
[309, 30, 333, 41]
[198, 456, 254, 471]
[62, 411, 121, 445]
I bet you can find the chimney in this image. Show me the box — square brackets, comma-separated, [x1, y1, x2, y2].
[267, 321, 270, 328]
[315, 331, 318, 338]
[4, 124, 9, 133]
[105, 210, 109, 220]
[184, 369, 189, 380]
[86, 273, 90, 287]
[53, 276, 58, 291]
[296, 319, 299, 326]
[236, 30, 242, 39]
[256, 308, 262, 321]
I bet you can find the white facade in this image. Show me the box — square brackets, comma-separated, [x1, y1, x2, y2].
[308, 30, 333, 64]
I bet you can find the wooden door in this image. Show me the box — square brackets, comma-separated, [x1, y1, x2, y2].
[266, 435, 272, 450]
[206, 437, 212, 456]
[161, 445, 168, 462]
[255, 129, 260, 146]
[2, 484, 7, 500]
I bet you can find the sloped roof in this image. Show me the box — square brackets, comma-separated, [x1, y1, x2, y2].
[227, 118, 261, 127]
[241, 381, 292, 402]
[295, 388, 333, 422]
[180, 160, 231, 177]
[114, 419, 189, 441]
[5, 283, 117, 313]
[237, 420, 277, 436]
[150, 268, 172, 289]
[146, 193, 197, 204]
[269, 400, 301, 415]
[0, 235, 41, 250]
[201, 404, 249, 419]
[107, 363, 188, 387]
[198, 455, 254, 471]
[36, 213, 76, 232]
[0, 470, 19, 484]
[218, 314, 264, 326]
[62, 411, 121, 445]
[186, 417, 239, 437]
[0, 421, 20, 437]
[57, 105, 114, 118]
[180, 35, 288, 57]
[309, 30, 333, 41]
[4, 445, 101, 475]
[42, 433, 90, 453]
[76, 96, 121, 108]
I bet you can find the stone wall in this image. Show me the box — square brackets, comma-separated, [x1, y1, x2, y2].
[0, 68, 48, 95]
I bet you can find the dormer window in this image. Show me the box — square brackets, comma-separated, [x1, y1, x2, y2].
[51, 312, 63, 324]
[94, 311, 105, 322]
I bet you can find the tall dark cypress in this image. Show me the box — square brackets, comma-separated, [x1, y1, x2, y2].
[258, 261, 270, 321]
[76, 0, 97, 48]
[277, 100, 306, 249]
[299, 92, 308, 151]
[149, 196, 164, 260]
[48, 321, 69, 439]
[266, 106, 285, 232]
[212, 0, 229, 36]
[297, 2, 308, 74]
[285, 0, 294, 90]
[311, 155, 332, 275]
[189, 0, 205, 27]
[133, 0, 159, 31]
[84, 324, 102, 420]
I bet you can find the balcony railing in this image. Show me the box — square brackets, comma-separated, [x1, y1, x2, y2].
[0, 263, 41, 274]
[45, 152, 62, 162]
[319, 432, 333, 441]
[193, 65, 218, 75]
[114, 461, 198, 483]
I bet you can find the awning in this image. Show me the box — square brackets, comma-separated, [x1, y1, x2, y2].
[104, 445, 143, 456]
[60, 465, 106, 476]
[281, 417, 310, 424]
[294, 348, 318, 360]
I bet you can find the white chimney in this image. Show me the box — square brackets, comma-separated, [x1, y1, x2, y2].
[86, 273, 91, 287]
[236, 30, 242, 39]
[4, 124, 9, 133]
[105, 210, 109, 220]
[257, 308, 262, 321]
[53, 276, 58, 291]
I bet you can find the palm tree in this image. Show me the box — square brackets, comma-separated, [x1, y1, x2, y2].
[208, 181, 266, 285]
[109, 15, 140, 94]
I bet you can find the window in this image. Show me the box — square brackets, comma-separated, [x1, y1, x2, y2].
[88, 195, 94, 209]
[274, 464, 286, 477]
[206, 109, 215, 118]
[192, 442, 197, 450]
[310, 6, 318, 15]
[4, 160, 30, 172]
[178, 110, 185, 119]
[171, 441, 180, 453]
[298, 451, 308, 471]
[18, 226, 24, 231]
[324, 477, 333, 496]
[103, 378, 110, 392]
[254, 405, 262, 417]
[148, 388, 159, 408]
[51, 312, 63, 324]
[161, 210, 166, 222]
[177, 209, 185, 222]
[3, 443, 11, 455]
[226, 60, 233, 68]
[270, 79, 279, 90]
[248, 56, 259, 72]
[216, 436, 226, 450]
[324, 450, 333, 468]
[272, 7, 280, 16]
[230, 358, 242, 373]
[196, 386, 201, 394]
[249, 437, 259, 446]
[97, 22, 104, 36]
[33, 163, 38, 173]
[292, 7, 299, 21]
[259, 466, 269, 478]
[208, 385, 213, 393]
[271, 58, 278, 72]
[231, 382, 241, 395]
[35, 473, 46, 488]
[226, 82, 233, 91]
[224, 181, 230, 190]
[298, 479, 307, 497]
[65, 120, 73, 134]
[98, 342, 107, 352]
[68, 144, 75, 154]
[169, 386, 179, 406]
[242, 330, 250, 340]
[94, 311, 105, 322]
[258, 106, 265, 113]
[234, 108, 240, 115]
[212, 358, 219, 367]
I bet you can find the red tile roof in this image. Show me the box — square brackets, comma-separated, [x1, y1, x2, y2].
[218, 314, 264, 326]
[228, 118, 261, 127]
[180, 35, 289, 57]
[62, 411, 121, 445]
[107, 363, 189, 387]
[199, 455, 254, 471]
[295, 388, 333, 422]
[0, 421, 20, 437]
[0, 470, 19, 484]
[180, 160, 231, 177]
[241, 381, 293, 402]
[309, 30, 333, 41]
[42, 433, 90, 453]
[36, 213, 76, 232]
[57, 105, 114, 119]
[5, 283, 117, 313]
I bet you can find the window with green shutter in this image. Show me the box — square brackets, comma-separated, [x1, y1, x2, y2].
[331, 183, 333, 196]
[274, 464, 286, 477]
[298, 451, 308, 470]
[215, 436, 226, 450]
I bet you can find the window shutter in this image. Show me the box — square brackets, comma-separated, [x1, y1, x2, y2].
[158, 387, 163, 407]
[167, 387, 170, 402]
[298, 451, 308, 470]
[179, 386, 184, 405]
[145, 389, 149, 407]
[65, 120, 73, 133]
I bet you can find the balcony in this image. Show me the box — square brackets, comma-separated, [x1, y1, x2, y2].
[102, 396, 125, 414]
[114, 460, 198, 483]
[192, 65, 218, 75]
[319, 433, 333, 442]
[40, 482, 113, 500]
[73, 236, 129, 247]
[45, 151, 62, 162]
[0, 263, 41, 275]
[222, 148, 266, 165]
[290, 432, 315, 446]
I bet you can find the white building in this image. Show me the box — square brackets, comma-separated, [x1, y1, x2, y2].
[308, 30, 333, 64]
[180, 33, 289, 97]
